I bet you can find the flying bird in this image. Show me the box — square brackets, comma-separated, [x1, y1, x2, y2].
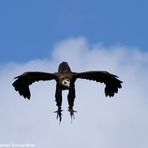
[12, 62, 122, 122]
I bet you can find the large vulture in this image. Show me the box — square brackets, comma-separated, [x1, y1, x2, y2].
[12, 62, 122, 122]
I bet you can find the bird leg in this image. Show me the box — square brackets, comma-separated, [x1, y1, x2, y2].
[67, 85, 76, 121]
[55, 85, 63, 122]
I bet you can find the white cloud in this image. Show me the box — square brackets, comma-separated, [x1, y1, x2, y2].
[0, 37, 148, 148]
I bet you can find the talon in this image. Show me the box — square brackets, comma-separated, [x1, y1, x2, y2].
[54, 108, 63, 122]
[68, 108, 77, 121]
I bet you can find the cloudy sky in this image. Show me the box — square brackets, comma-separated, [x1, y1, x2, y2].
[0, 0, 148, 148]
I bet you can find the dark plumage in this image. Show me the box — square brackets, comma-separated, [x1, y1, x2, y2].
[12, 61, 122, 122]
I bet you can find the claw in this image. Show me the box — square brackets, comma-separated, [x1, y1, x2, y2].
[54, 108, 63, 122]
[68, 108, 77, 122]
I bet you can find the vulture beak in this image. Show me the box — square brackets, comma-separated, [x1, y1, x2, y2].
[62, 79, 70, 87]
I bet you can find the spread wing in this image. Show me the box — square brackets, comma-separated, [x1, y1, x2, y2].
[12, 72, 57, 99]
[73, 71, 122, 97]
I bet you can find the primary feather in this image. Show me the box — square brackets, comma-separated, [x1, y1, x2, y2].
[73, 71, 122, 97]
[13, 72, 57, 99]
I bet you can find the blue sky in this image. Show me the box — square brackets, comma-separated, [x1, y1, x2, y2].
[0, 0, 148, 63]
[0, 1, 148, 148]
